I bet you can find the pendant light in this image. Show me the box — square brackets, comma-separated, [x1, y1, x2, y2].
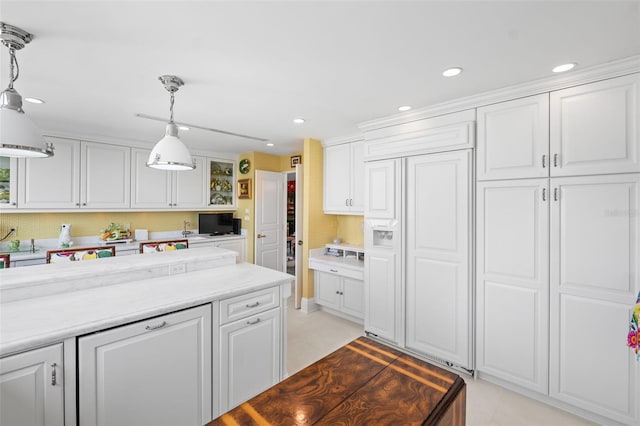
[146, 75, 195, 171]
[0, 22, 53, 158]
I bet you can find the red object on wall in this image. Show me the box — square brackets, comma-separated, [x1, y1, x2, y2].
[288, 181, 295, 192]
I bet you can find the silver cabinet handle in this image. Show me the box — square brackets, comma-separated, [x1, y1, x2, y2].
[345, 199, 349, 206]
[246, 301, 260, 308]
[11, 202, 16, 206]
[76, 203, 80, 206]
[335, 290, 340, 294]
[246, 318, 261, 325]
[542, 188, 546, 201]
[553, 153, 559, 167]
[145, 321, 167, 331]
[330, 269, 338, 273]
[349, 199, 353, 206]
[554, 188, 559, 201]
[542, 155, 546, 168]
[51, 363, 57, 386]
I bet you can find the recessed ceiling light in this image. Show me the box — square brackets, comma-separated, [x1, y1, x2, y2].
[442, 67, 463, 77]
[266, 143, 274, 147]
[552, 63, 577, 73]
[24, 97, 45, 104]
[293, 118, 305, 124]
[178, 125, 190, 131]
[398, 105, 412, 112]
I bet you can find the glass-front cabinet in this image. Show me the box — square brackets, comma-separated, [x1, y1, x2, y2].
[208, 159, 236, 209]
[0, 156, 17, 209]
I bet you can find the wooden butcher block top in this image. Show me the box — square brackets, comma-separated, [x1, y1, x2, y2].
[208, 336, 466, 426]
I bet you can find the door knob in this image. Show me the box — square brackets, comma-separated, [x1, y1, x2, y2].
[257, 234, 267, 238]
[297, 240, 303, 246]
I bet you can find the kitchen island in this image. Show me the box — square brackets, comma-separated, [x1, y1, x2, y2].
[0, 247, 293, 426]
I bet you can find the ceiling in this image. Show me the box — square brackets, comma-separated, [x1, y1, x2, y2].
[1, 1, 639, 156]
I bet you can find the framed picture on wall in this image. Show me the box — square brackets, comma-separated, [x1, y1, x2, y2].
[290, 155, 301, 167]
[238, 179, 252, 199]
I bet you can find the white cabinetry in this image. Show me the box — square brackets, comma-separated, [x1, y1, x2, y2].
[18, 137, 131, 209]
[314, 271, 364, 320]
[550, 73, 640, 177]
[405, 150, 472, 369]
[364, 158, 403, 345]
[323, 139, 364, 214]
[78, 305, 212, 426]
[477, 93, 549, 180]
[0, 343, 64, 426]
[477, 74, 640, 181]
[549, 173, 639, 424]
[131, 148, 207, 209]
[219, 287, 281, 412]
[476, 179, 549, 393]
[215, 238, 246, 263]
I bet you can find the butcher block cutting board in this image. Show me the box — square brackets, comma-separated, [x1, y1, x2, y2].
[208, 336, 466, 425]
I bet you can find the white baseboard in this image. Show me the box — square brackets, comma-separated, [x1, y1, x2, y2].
[301, 297, 319, 314]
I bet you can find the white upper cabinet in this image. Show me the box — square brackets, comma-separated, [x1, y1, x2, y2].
[18, 137, 130, 209]
[82, 141, 131, 208]
[550, 73, 640, 177]
[477, 94, 550, 180]
[131, 148, 207, 209]
[323, 139, 364, 214]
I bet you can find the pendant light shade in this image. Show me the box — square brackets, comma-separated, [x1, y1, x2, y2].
[146, 75, 195, 171]
[0, 22, 53, 158]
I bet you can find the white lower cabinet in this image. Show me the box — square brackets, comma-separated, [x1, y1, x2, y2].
[215, 238, 246, 263]
[218, 287, 281, 412]
[0, 344, 64, 426]
[78, 305, 212, 426]
[549, 173, 639, 424]
[476, 179, 549, 393]
[314, 271, 364, 320]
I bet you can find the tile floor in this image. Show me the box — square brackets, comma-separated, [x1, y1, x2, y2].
[286, 296, 595, 425]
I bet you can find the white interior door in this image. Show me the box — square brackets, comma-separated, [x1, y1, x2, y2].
[294, 164, 304, 308]
[255, 170, 286, 272]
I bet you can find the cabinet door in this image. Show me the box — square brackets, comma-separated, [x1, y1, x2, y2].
[324, 143, 351, 213]
[131, 148, 172, 208]
[405, 150, 472, 369]
[82, 142, 130, 208]
[173, 155, 207, 208]
[208, 159, 236, 209]
[364, 158, 400, 220]
[79, 305, 212, 426]
[476, 179, 549, 393]
[0, 344, 64, 426]
[341, 277, 364, 319]
[219, 308, 281, 412]
[364, 249, 401, 344]
[477, 93, 549, 180]
[19, 137, 80, 208]
[349, 140, 365, 213]
[0, 156, 17, 209]
[549, 174, 639, 424]
[550, 73, 640, 177]
[314, 271, 341, 310]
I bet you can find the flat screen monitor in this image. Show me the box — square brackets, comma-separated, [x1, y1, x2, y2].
[198, 213, 234, 236]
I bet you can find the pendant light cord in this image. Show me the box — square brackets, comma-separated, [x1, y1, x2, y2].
[169, 92, 175, 123]
[8, 47, 19, 89]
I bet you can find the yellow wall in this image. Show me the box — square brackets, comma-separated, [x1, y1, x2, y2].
[302, 138, 337, 299]
[0, 211, 202, 241]
[235, 151, 302, 263]
[336, 215, 364, 245]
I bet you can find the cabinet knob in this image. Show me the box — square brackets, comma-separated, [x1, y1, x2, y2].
[51, 363, 58, 386]
[542, 154, 547, 168]
[542, 187, 546, 201]
[345, 199, 349, 206]
[82, 203, 87, 206]
[245, 301, 260, 308]
[553, 153, 559, 167]
[11, 202, 16, 206]
[145, 321, 167, 331]
[246, 318, 261, 326]
[554, 187, 559, 201]
[76, 203, 80, 207]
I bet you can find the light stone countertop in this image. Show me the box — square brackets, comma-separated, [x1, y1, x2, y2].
[0, 253, 292, 357]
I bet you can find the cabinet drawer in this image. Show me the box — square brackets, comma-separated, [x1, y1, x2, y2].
[309, 259, 364, 280]
[220, 286, 280, 324]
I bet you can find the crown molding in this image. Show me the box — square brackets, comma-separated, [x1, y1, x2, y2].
[358, 55, 640, 132]
[322, 133, 365, 147]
